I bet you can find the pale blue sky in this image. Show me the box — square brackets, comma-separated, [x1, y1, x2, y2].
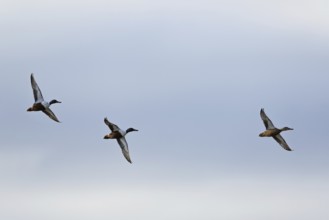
[0, 0, 329, 219]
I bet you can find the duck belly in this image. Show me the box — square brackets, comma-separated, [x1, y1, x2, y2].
[260, 129, 280, 137]
[31, 102, 46, 111]
[109, 131, 123, 139]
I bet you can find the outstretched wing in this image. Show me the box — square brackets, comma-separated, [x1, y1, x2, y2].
[260, 108, 275, 129]
[273, 134, 293, 151]
[42, 108, 60, 122]
[30, 73, 44, 102]
[117, 137, 132, 163]
[104, 117, 120, 132]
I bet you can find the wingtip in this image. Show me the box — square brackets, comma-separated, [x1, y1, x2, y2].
[126, 156, 133, 164]
[284, 147, 293, 151]
[260, 108, 265, 116]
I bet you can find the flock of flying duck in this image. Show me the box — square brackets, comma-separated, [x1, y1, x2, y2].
[27, 73, 294, 163]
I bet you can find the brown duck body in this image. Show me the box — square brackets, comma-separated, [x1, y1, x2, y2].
[27, 103, 46, 112]
[259, 128, 282, 137]
[104, 131, 123, 139]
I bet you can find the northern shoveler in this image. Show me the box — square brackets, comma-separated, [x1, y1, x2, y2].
[27, 73, 61, 122]
[103, 117, 138, 163]
[259, 108, 293, 151]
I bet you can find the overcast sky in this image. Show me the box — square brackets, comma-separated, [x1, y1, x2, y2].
[1, 0, 329, 219]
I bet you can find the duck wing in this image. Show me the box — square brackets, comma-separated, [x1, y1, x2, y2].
[30, 73, 44, 102]
[104, 117, 120, 132]
[42, 108, 60, 122]
[117, 137, 132, 163]
[260, 108, 275, 129]
[273, 134, 292, 151]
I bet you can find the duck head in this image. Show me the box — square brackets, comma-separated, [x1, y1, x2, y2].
[281, 127, 293, 131]
[126, 128, 138, 133]
[49, 99, 62, 105]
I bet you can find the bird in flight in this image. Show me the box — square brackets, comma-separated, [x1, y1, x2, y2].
[27, 73, 61, 122]
[259, 108, 293, 151]
[103, 117, 138, 163]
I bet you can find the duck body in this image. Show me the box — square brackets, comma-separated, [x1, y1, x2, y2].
[27, 73, 61, 122]
[259, 128, 285, 137]
[103, 117, 138, 163]
[27, 100, 53, 112]
[104, 130, 125, 139]
[259, 108, 293, 151]
[27, 102, 46, 112]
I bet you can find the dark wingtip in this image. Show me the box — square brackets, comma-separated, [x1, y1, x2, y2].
[126, 156, 133, 163]
[284, 147, 293, 151]
[53, 117, 61, 123]
[104, 117, 110, 125]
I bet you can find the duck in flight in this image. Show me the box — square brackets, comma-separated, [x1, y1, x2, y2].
[27, 73, 61, 122]
[103, 117, 138, 163]
[259, 108, 293, 151]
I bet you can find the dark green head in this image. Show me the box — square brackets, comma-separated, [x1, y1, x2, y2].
[126, 128, 138, 133]
[281, 127, 293, 131]
[49, 99, 62, 105]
